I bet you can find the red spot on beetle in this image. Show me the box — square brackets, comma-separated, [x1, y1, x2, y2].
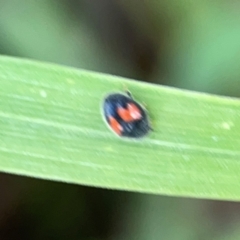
[109, 116, 123, 135]
[117, 103, 142, 122]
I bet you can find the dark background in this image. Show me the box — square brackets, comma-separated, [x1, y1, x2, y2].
[1, 1, 240, 239]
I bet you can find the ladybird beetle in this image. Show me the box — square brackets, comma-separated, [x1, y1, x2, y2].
[102, 92, 151, 138]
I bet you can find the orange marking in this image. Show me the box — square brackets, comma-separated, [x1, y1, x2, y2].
[109, 116, 123, 135]
[117, 107, 132, 122]
[117, 103, 142, 122]
[128, 103, 142, 120]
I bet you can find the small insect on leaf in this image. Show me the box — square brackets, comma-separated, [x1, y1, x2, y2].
[102, 92, 152, 138]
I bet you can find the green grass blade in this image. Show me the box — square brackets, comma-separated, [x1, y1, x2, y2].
[1, 56, 240, 201]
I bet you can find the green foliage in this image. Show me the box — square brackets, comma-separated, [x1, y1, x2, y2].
[1, 56, 240, 201]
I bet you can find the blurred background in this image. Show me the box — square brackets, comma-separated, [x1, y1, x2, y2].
[1, 0, 240, 239]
